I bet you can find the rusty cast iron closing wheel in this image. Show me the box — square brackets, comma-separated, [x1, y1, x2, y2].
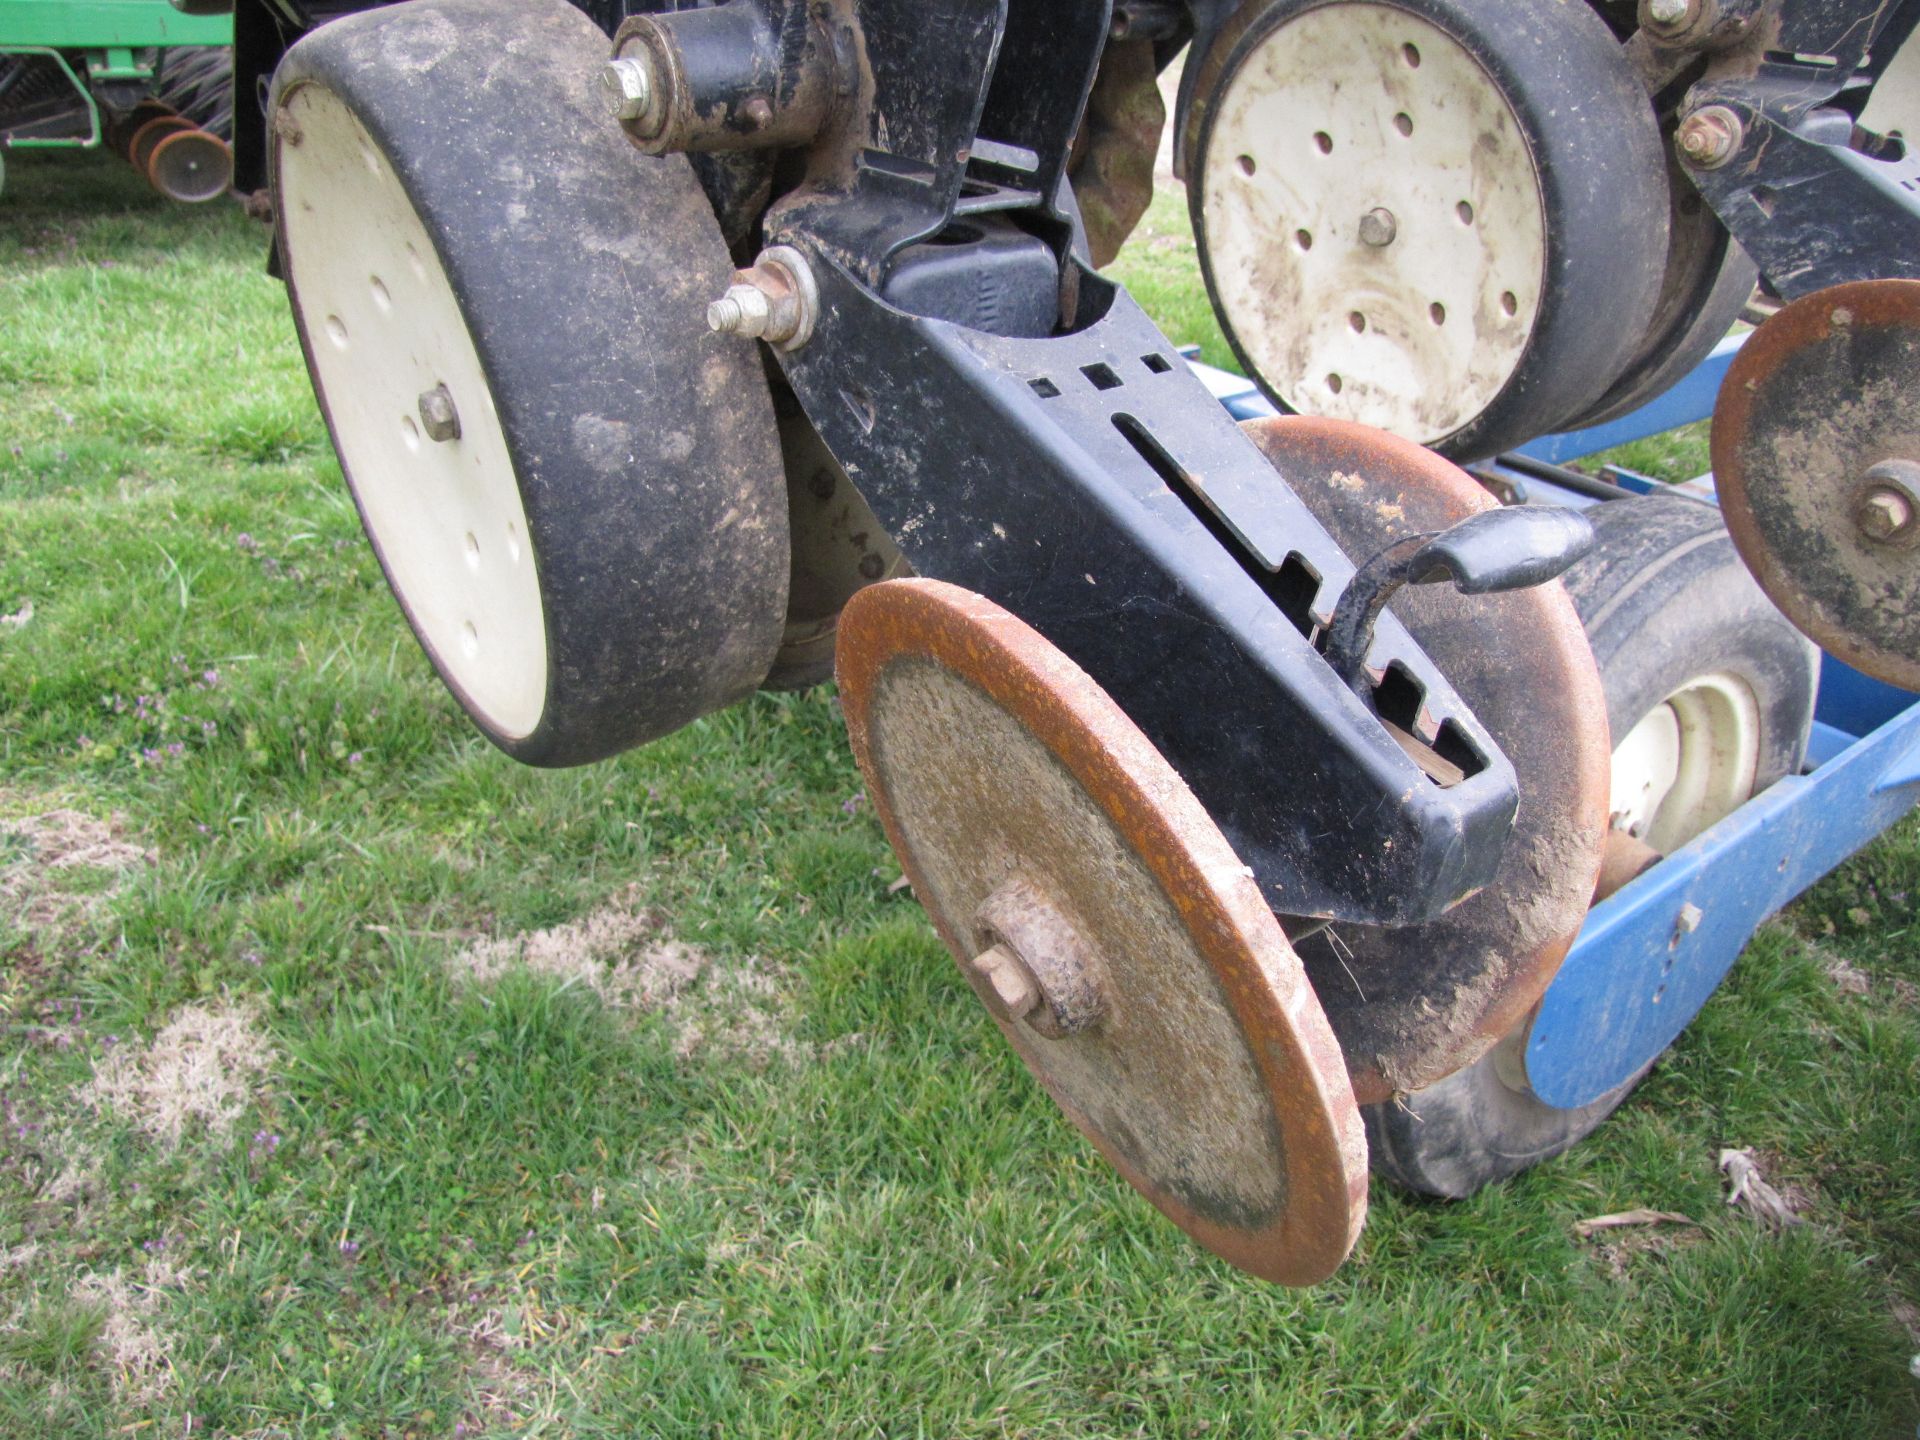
[1189, 0, 1668, 459]
[1239, 417, 1610, 1103]
[271, 0, 788, 766]
[1711, 279, 1920, 693]
[836, 580, 1367, 1285]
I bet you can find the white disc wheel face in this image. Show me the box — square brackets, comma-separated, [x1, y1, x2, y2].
[1606, 672, 1761, 856]
[278, 85, 547, 739]
[1198, 3, 1546, 443]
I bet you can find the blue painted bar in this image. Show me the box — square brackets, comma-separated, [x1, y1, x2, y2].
[1182, 332, 1746, 464]
[1189, 340, 1920, 1115]
[1515, 332, 1746, 464]
[1527, 697, 1920, 1110]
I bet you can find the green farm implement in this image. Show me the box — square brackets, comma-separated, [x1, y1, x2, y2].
[1, 0, 234, 201]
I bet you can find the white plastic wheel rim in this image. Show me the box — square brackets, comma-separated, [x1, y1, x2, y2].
[1862, 25, 1919, 143]
[1199, 2, 1547, 443]
[277, 84, 547, 739]
[1607, 672, 1761, 856]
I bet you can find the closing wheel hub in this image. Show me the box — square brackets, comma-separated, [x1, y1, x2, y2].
[837, 579, 1366, 1285]
[1239, 417, 1610, 1102]
[1191, 0, 1668, 458]
[272, 0, 789, 766]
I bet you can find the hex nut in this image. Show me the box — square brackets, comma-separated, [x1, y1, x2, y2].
[705, 245, 819, 352]
[417, 384, 460, 444]
[1645, 0, 1693, 27]
[967, 943, 1042, 1024]
[1677, 107, 1742, 169]
[1358, 207, 1398, 248]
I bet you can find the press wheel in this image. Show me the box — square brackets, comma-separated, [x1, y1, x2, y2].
[837, 579, 1367, 1285]
[1190, 0, 1668, 458]
[1364, 495, 1818, 1197]
[1711, 279, 1920, 692]
[1240, 418, 1610, 1102]
[271, 0, 788, 765]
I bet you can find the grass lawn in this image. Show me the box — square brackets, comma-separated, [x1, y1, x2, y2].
[2, 148, 1917, 1439]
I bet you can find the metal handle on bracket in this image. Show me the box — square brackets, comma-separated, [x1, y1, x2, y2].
[1322, 505, 1595, 689]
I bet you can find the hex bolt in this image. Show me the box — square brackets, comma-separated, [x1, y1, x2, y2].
[1358, 206, 1398, 248]
[1677, 107, 1742, 169]
[1645, 0, 1694, 27]
[598, 54, 664, 136]
[417, 384, 460, 444]
[705, 245, 819, 351]
[706, 284, 773, 339]
[1855, 459, 1920, 545]
[966, 942, 1042, 1025]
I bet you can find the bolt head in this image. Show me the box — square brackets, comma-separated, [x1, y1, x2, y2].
[1358, 207, 1397, 248]
[417, 384, 460, 444]
[1857, 487, 1914, 541]
[599, 57, 655, 123]
[1646, 0, 1693, 26]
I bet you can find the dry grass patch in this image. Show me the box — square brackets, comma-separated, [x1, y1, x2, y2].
[0, 792, 152, 934]
[449, 886, 817, 1067]
[67, 1255, 195, 1407]
[82, 998, 276, 1151]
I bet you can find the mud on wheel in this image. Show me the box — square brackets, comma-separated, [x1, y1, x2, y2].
[1364, 495, 1819, 1199]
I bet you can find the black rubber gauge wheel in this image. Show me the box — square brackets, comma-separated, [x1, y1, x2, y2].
[271, 0, 788, 766]
[1364, 496, 1818, 1198]
[1563, 159, 1756, 431]
[1190, 0, 1669, 460]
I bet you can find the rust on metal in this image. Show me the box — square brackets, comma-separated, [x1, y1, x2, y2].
[836, 578, 1367, 1286]
[1594, 830, 1663, 903]
[1240, 416, 1611, 1104]
[1711, 278, 1920, 692]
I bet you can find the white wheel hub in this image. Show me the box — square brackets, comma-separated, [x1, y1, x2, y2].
[278, 84, 547, 739]
[1199, 2, 1547, 443]
[1607, 672, 1761, 854]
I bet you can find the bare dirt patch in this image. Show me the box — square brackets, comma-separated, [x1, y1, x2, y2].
[0, 794, 152, 934]
[448, 886, 818, 1067]
[82, 999, 276, 1150]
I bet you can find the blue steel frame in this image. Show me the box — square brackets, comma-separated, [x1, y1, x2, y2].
[1194, 344, 1920, 1110]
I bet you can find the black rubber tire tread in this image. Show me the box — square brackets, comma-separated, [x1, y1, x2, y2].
[1563, 187, 1756, 430]
[1364, 494, 1819, 1198]
[271, 0, 788, 767]
[1189, 0, 1669, 461]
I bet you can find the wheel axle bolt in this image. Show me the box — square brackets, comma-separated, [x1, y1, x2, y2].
[417, 384, 460, 443]
[1677, 107, 1742, 168]
[599, 55, 661, 130]
[1856, 460, 1920, 543]
[707, 284, 773, 338]
[967, 942, 1042, 1024]
[705, 245, 819, 351]
[1358, 206, 1398, 248]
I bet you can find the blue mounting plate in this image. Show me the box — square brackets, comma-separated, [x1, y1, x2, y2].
[1188, 344, 1920, 1109]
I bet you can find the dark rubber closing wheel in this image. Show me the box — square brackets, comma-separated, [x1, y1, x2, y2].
[1189, 0, 1669, 460]
[1364, 496, 1818, 1198]
[271, 0, 788, 766]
